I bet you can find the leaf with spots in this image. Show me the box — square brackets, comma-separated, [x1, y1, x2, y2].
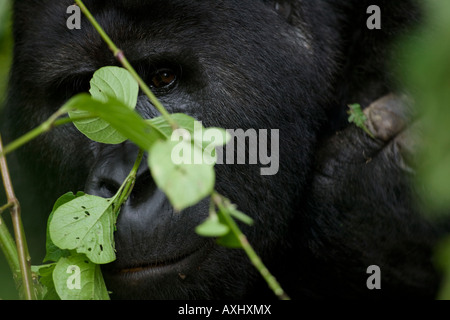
[44, 192, 85, 263]
[53, 253, 110, 300]
[49, 194, 116, 264]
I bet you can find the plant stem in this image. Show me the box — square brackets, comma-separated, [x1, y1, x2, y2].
[113, 149, 145, 215]
[363, 126, 376, 140]
[0, 111, 95, 158]
[213, 192, 290, 300]
[0, 214, 20, 280]
[0, 202, 13, 214]
[0, 110, 61, 158]
[73, 0, 287, 301]
[74, 0, 178, 131]
[0, 135, 36, 300]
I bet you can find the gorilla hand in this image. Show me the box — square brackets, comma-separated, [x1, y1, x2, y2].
[300, 94, 440, 299]
[318, 94, 418, 177]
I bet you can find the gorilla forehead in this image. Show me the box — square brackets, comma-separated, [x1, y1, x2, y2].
[13, 1, 333, 127]
[17, 1, 302, 54]
[17, 1, 314, 75]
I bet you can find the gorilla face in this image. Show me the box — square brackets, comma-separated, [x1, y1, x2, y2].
[5, 0, 339, 299]
[4, 0, 436, 300]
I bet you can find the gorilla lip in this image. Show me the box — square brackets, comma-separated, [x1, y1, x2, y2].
[112, 241, 214, 277]
[118, 251, 195, 274]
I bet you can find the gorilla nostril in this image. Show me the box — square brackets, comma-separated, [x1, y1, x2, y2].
[129, 171, 155, 205]
[98, 178, 121, 198]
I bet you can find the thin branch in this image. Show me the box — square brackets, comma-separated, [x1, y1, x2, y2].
[113, 149, 145, 216]
[71, 0, 288, 301]
[213, 192, 290, 300]
[0, 135, 36, 300]
[0, 202, 14, 214]
[0, 111, 95, 158]
[0, 214, 20, 280]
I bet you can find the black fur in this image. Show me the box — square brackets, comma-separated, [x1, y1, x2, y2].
[1, 0, 441, 299]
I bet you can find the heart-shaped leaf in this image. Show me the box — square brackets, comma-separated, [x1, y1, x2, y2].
[148, 140, 215, 211]
[195, 214, 230, 237]
[68, 66, 139, 144]
[53, 253, 109, 300]
[49, 194, 116, 264]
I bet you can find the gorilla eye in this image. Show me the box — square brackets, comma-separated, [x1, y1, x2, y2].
[149, 69, 177, 90]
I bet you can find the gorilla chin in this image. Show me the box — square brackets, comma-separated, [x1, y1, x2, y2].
[102, 202, 215, 300]
[2, 0, 445, 299]
[103, 239, 216, 300]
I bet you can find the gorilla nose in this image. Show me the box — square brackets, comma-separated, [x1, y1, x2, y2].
[84, 142, 153, 202]
[83, 141, 209, 267]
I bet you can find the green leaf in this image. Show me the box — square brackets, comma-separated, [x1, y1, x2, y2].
[347, 103, 367, 126]
[347, 103, 375, 139]
[69, 111, 128, 144]
[228, 207, 254, 226]
[32, 264, 59, 300]
[89, 66, 139, 107]
[148, 114, 230, 168]
[45, 192, 84, 263]
[64, 94, 164, 150]
[68, 67, 139, 145]
[215, 208, 243, 249]
[202, 127, 231, 147]
[147, 116, 230, 211]
[216, 232, 242, 248]
[148, 114, 230, 149]
[49, 194, 116, 264]
[53, 253, 110, 300]
[195, 214, 230, 237]
[147, 113, 198, 139]
[148, 140, 215, 211]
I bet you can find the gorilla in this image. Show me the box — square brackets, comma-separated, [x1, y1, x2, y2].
[0, 0, 444, 299]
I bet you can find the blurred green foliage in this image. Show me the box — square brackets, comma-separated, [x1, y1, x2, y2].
[404, 0, 450, 214]
[401, 0, 450, 299]
[0, 0, 15, 300]
[0, 0, 12, 102]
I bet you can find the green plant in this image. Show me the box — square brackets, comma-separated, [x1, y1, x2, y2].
[0, 0, 289, 300]
[347, 103, 375, 139]
[399, 0, 450, 300]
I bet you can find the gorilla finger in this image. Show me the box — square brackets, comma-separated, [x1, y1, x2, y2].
[382, 120, 422, 173]
[364, 94, 415, 142]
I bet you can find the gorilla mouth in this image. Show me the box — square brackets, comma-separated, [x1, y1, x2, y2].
[118, 250, 199, 274]
[102, 240, 217, 299]
[108, 240, 214, 278]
